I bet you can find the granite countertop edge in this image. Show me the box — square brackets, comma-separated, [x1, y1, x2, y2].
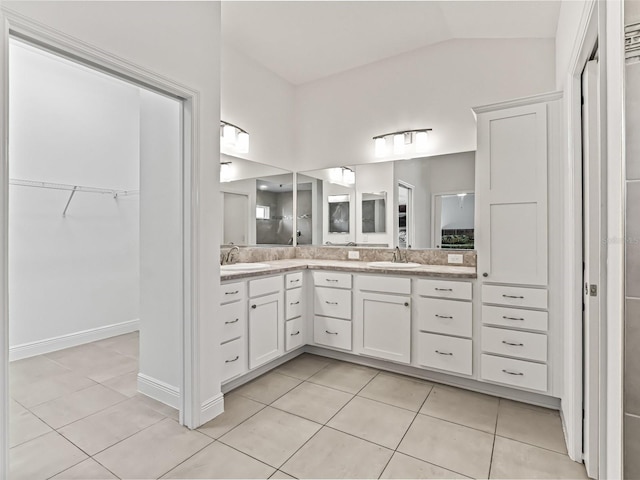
[220, 259, 477, 281]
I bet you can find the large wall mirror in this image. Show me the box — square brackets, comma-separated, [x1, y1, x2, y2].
[296, 151, 475, 249]
[220, 154, 294, 246]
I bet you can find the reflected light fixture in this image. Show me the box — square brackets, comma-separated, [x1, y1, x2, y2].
[220, 161, 232, 183]
[221, 121, 249, 154]
[373, 129, 432, 158]
[328, 167, 355, 187]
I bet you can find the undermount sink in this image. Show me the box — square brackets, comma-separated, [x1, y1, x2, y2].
[367, 261, 421, 269]
[221, 262, 270, 272]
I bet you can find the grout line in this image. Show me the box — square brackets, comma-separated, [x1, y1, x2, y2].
[154, 436, 217, 479]
[488, 429, 497, 479]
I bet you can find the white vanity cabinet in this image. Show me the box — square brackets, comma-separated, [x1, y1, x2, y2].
[248, 275, 284, 369]
[313, 271, 352, 351]
[285, 272, 304, 352]
[474, 92, 561, 394]
[356, 275, 411, 364]
[415, 278, 473, 376]
[219, 281, 247, 382]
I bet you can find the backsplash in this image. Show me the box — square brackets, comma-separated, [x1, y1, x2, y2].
[220, 246, 476, 267]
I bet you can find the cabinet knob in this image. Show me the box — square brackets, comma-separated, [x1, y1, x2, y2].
[482, 272, 488, 277]
[251, 304, 257, 309]
[404, 302, 409, 307]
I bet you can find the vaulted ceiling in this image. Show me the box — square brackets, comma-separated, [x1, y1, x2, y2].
[222, 1, 562, 85]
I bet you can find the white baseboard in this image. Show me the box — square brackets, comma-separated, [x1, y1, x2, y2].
[137, 373, 180, 410]
[9, 319, 139, 361]
[201, 393, 224, 425]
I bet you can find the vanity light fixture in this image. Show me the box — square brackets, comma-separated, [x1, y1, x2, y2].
[220, 121, 250, 154]
[328, 167, 355, 186]
[373, 129, 432, 158]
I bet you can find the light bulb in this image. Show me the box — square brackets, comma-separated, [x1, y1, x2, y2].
[237, 131, 250, 153]
[374, 137, 386, 157]
[220, 163, 232, 182]
[343, 169, 355, 185]
[222, 124, 236, 145]
[415, 131, 429, 152]
[329, 168, 343, 184]
[393, 134, 405, 155]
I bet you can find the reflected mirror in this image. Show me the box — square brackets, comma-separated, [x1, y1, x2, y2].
[362, 192, 386, 234]
[297, 151, 475, 249]
[328, 194, 351, 233]
[220, 154, 294, 246]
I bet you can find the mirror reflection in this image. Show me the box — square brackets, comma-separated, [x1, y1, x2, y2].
[220, 155, 294, 246]
[297, 151, 475, 249]
[362, 192, 386, 234]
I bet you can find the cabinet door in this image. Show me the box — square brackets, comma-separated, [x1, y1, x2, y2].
[360, 292, 411, 364]
[248, 292, 283, 369]
[476, 102, 548, 286]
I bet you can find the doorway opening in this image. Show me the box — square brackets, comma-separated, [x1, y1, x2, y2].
[7, 36, 186, 478]
[398, 182, 413, 248]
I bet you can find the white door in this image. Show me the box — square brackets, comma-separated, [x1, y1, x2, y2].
[222, 192, 249, 245]
[248, 292, 282, 369]
[475, 103, 548, 286]
[360, 292, 411, 363]
[582, 58, 603, 480]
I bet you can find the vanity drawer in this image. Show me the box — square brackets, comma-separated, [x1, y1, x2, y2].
[314, 287, 351, 320]
[313, 271, 352, 289]
[481, 354, 547, 392]
[358, 275, 411, 295]
[482, 285, 547, 309]
[481, 305, 548, 332]
[416, 279, 472, 301]
[314, 316, 352, 351]
[285, 317, 304, 351]
[285, 272, 304, 289]
[221, 338, 246, 382]
[417, 298, 472, 338]
[286, 288, 303, 320]
[418, 333, 472, 375]
[221, 282, 245, 304]
[220, 301, 244, 343]
[481, 326, 547, 362]
[249, 275, 282, 298]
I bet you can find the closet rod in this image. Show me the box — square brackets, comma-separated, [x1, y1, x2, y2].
[9, 178, 140, 197]
[9, 178, 139, 217]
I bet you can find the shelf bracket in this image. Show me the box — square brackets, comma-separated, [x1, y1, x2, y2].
[62, 186, 78, 217]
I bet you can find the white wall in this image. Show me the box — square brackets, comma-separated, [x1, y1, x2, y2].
[138, 89, 182, 402]
[8, 40, 140, 353]
[222, 45, 296, 170]
[2, 1, 222, 429]
[441, 195, 475, 230]
[295, 38, 555, 171]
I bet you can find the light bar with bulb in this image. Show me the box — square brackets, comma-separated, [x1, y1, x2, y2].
[220, 121, 250, 154]
[372, 128, 432, 158]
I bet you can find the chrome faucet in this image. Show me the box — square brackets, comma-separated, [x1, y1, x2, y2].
[392, 246, 407, 263]
[222, 245, 240, 265]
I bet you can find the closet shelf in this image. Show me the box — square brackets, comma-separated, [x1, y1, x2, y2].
[9, 178, 139, 216]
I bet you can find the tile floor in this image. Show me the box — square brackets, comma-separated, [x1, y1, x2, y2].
[9, 333, 589, 479]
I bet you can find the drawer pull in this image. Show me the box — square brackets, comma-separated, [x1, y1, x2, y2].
[502, 315, 524, 321]
[435, 350, 453, 356]
[325, 301, 338, 305]
[225, 356, 239, 363]
[225, 318, 239, 324]
[290, 301, 300, 305]
[502, 340, 524, 347]
[291, 331, 300, 336]
[502, 369, 524, 376]
[290, 279, 300, 283]
[325, 330, 338, 335]
[435, 288, 453, 292]
[435, 314, 453, 319]
[502, 294, 524, 299]
[251, 304, 257, 309]
[326, 279, 339, 283]
[225, 290, 239, 295]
